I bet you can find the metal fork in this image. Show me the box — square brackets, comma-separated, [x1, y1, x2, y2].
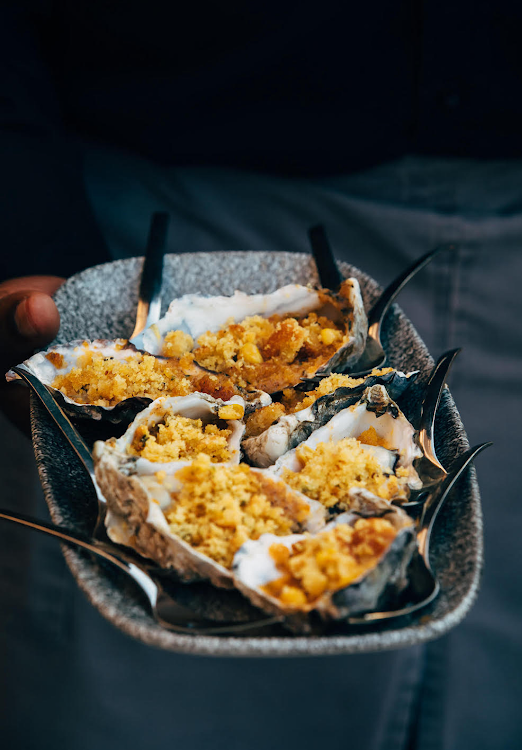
[345, 441, 492, 625]
[0, 508, 283, 636]
[307, 224, 456, 377]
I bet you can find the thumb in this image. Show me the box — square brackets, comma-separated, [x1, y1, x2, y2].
[0, 291, 60, 370]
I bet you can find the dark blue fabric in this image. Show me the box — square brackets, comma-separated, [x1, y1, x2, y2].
[1, 154, 520, 749]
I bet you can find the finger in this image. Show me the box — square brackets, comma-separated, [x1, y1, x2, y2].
[0, 291, 60, 370]
[0, 275, 65, 299]
[13, 293, 61, 342]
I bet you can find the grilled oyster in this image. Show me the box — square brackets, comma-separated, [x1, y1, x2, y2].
[6, 339, 270, 422]
[139, 281, 367, 394]
[232, 500, 416, 632]
[271, 384, 422, 508]
[93, 445, 327, 588]
[243, 368, 418, 467]
[95, 393, 247, 476]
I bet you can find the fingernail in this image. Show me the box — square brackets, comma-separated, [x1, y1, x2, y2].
[14, 298, 38, 338]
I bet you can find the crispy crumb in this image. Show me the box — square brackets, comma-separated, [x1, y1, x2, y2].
[282, 437, 408, 507]
[262, 519, 398, 607]
[129, 414, 232, 463]
[165, 455, 310, 568]
[161, 311, 346, 392]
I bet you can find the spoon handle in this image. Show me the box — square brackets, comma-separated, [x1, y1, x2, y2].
[0, 508, 283, 636]
[130, 211, 170, 340]
[12, 366, 93, 475]
[11, 365, 108, 539]
[0, 506, 157, 598]
[308, 225, 344, 291]
[417, 442, 493, 561]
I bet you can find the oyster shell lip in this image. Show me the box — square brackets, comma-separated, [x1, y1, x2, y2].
[242, 369, 419, 469]
[313, 277, 368, 377]
[139, 281, 368, 392]
[232, 501, 416, 633]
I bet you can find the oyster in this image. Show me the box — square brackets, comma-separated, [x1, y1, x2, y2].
[243, 368, 418, 468]
[93, 447, 327, 588]
[6, 339, 270, 422]
[272, 384, 422, 508]
[139, 281, 367, 394]
[95, 393, 247, 476]
[232, 500, 416, 632]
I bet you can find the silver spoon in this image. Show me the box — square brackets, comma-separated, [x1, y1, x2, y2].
[345, 441, 492, 625]
[307, 224, 456, 377]
[0, 508, 283, 636]
[129, 211, 170, 347]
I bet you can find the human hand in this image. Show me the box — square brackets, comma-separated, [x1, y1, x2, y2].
[0, 276, 65, 435]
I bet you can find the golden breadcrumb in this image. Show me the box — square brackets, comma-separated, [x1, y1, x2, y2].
[262, 519, 398, 607]
[244, 402, 287, 438]
[282, 437, 408, 508]
[244, 368, 394, 435]
[129, 414, 232, 463]
[161, 311, 345, 392]
[162, 330, 194, 358]
[50, 342, 241, 406]
[51, 345, 194, 406]
[165, 455, 310, 568]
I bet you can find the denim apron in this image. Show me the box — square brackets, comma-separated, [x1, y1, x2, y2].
[0, 153, 520, 750]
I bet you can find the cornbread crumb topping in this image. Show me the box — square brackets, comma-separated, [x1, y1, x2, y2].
[162, 311, 345, 392]
[165, 455, 311, 568]
[129, 415, 232, 463]
[162, 330, 194, 358]
[50, 344, 238, 406]
[282, 438, 407, 508]
[244, 402, 287, 438]
[244, 368, 393, 436]
[262, 519, 398, 607]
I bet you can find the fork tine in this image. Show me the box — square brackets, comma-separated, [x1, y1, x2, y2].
[308, 224, 344, 291]
[416, 349, 461, 472]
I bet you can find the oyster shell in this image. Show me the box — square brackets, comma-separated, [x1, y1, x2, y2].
[6, 339, 270, 422]
[232, 499, 416, 632]
[243, 369, 418, 468]
[93, 445, 327, 588]
[139, 281, 368, 393]
[272, 384, 422, 507]
[95, 393, 247, 476]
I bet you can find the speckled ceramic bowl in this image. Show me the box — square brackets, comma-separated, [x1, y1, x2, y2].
[31, 251, 482, 656]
